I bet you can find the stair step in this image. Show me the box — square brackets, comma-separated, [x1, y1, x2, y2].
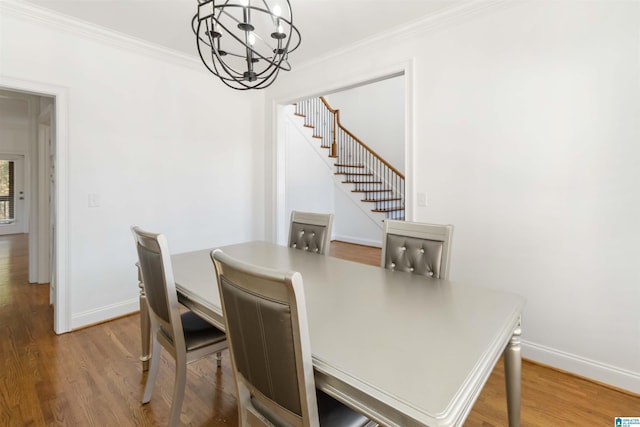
[362, 198, 402, 202]
[294, 113, 305, 117]
[335, 172, 373, 176]
[304, 124, 314, 128]
[352, 189, 392, 193]
[312, 135, 322, 139]
[373, 207, 405, 213]
[342, 180, 382, 184]
[335, 163, 365, 168]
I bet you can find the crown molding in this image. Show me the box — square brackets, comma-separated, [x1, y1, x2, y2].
[1, 0, 513, 74]
[0, 0, 203, 71]
[295, 0, 512, 71]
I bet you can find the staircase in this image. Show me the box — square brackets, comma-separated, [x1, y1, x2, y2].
[294, 97, 405, 220]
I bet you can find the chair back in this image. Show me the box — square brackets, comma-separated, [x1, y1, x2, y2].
[211, 249, 319, 427]
[288, 211, 334, 255]
[381, 220, 454, 280]
[131, 226, 184, 351]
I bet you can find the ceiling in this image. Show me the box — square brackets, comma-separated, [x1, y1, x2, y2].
[21, 0, 470, 66]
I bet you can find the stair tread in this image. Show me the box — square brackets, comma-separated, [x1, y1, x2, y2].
[335, 163, 365, 168]
[335, 172, 373, 176]
[352, 189, 392, 193]
[342, 180, 382, 184]
[362, 198, 402, 202]
[372, 207, 405, 213]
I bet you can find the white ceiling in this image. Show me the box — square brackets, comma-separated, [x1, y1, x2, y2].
[21, 0, 470, 66]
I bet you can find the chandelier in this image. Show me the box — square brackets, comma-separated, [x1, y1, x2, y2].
[192, 0, 301, 90]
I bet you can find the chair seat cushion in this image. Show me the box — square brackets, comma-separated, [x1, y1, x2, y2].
[181, 311, 226, 351]
[317, 389, 369, 427]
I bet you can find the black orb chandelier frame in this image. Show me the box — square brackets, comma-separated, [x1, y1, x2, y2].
[192, 0, 301, 90]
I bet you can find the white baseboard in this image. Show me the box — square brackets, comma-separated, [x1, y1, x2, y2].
[71, 298, 139, 330]
[522, 340, 640, 395]
[333, 234, 382, 248]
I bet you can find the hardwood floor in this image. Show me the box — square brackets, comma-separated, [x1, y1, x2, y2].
[0, 234, 638, 426]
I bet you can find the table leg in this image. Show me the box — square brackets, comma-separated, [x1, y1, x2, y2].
[137, 263, 151, 371]
[503, 319, 522, 427]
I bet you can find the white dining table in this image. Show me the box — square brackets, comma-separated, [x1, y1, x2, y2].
[139, 240, 525, 426]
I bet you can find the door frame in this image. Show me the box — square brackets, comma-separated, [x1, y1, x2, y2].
[0, 76, 70, 334]
[37, 104, 53, 286]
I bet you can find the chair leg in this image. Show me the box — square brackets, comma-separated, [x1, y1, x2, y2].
[169, 355, 187, 427]
[216, 351, 222, 368]
[143, 334, 161, 404]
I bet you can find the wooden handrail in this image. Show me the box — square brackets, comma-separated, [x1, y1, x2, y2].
[319, 96, 405, 180]
[319, 96, 337, 113]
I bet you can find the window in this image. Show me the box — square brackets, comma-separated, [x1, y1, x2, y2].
[0, 160, 15, 224]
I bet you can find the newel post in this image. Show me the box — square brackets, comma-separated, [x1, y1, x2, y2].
[331, 109, 339, 157]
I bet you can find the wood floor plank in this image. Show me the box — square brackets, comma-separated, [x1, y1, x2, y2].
[0, 234, 638, 426]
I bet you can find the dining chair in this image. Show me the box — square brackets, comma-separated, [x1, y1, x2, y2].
[211, 249, 371, 427]
[288, 210, 334, 255]
[131, 226, 228, 427]
[381, 219, 454, 280]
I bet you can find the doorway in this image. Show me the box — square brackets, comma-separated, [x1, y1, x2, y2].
[274, 67, 414, 246]
[0, 79, 68, 334]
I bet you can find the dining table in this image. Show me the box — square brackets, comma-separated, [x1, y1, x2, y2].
[137, 240, 525, 427]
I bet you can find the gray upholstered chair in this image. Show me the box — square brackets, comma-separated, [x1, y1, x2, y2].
[288, 211, 334, 255]
[211, 249, 370, 427]
[131, 226, 228, 427]
[381, 220, 454, 280]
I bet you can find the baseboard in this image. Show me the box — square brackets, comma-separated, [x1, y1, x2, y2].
[522, 340, 640, 395]
[71, 298, 139, 330]
[333, 235, 382, 248]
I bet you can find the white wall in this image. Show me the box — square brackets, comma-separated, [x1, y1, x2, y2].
[325, 75, 405, 173]
[1, 5, 265, 329]
[266, 0, 640, 393]
[284, 110, 335, 235]
[333, 188, 384, 247]
[0, 95, 30, 154]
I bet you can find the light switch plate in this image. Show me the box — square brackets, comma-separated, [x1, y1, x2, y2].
[88, 193, 100, 207]
[417, 192, 427, 207]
